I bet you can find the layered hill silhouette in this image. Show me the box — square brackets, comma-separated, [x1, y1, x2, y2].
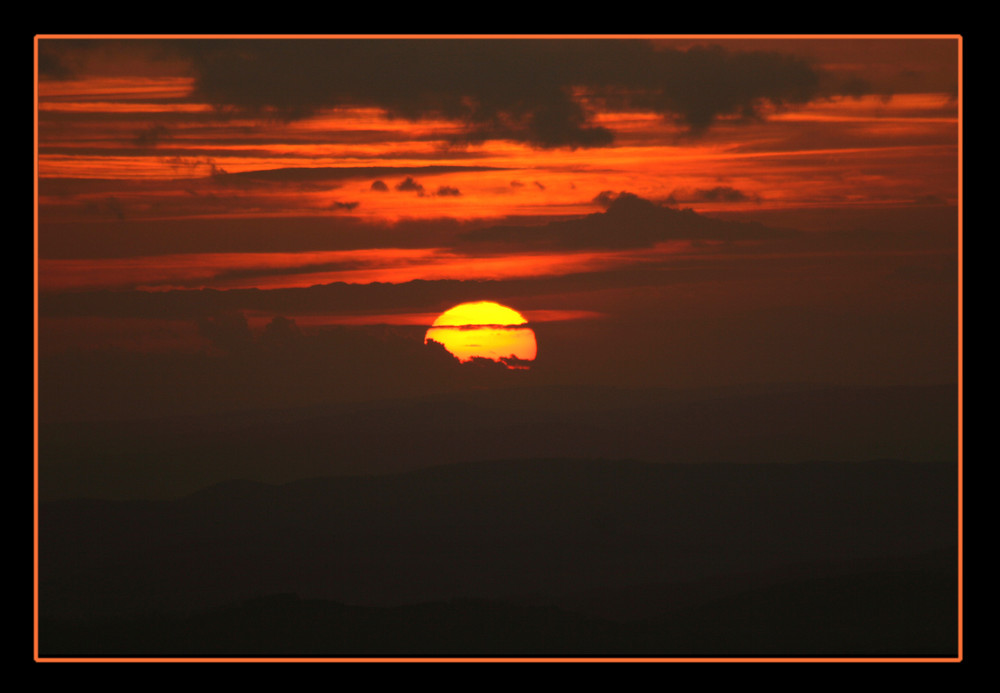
[41, 560, 957, 656]
[39, 457, 958, 656]
[39, 383, 957, 501]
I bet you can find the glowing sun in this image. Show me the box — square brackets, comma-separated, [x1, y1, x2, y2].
[425, 301, 537, 369]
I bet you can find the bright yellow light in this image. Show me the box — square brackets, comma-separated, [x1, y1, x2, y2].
[425, 301, 537, 368]
[431, 301, 529, 327]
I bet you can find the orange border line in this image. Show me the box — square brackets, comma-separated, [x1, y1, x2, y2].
[33, 33, 964, 665]
[34, 34, 964, 40]
[33, 35, 41, 664]
[956, 34, 964, 664]
[36, 657, 963, 663]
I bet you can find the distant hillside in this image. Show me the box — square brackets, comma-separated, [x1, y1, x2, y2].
[40, 458, 958, 640]
[40, 559, 957, 657]
[39, 383, 958, 500]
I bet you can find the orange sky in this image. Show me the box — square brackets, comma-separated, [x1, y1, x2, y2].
[38, 87, 957, 223]
[37, 39, 958, 234]
[35, 36, 960, 387]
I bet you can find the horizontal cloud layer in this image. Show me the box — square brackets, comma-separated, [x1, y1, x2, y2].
[177, 40, 831, 147]
[459, 192, 792, 250]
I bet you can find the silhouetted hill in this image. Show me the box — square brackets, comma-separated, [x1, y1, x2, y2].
[40, 458, 958, 649]
[523, 547, 957, 622]
[40, 556, 957, 657]
[39, 383, 957, 500]
[646, 562, 958, 656]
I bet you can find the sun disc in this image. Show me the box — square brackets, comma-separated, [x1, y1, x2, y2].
[430, 301, 528, 328]
[425, 301, 537, 368]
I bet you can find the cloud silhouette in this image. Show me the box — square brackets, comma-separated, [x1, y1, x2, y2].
[460, 192, 790, 250]
[180, 39, 831, 147]
[133, 124, 172, 148]
[435, 186, 461, 197]
[499, 355, 534, 370]
[40, 210, 956, 326]
[86, 196, 126, 221]
[211, 166, 496, 186]
[39, 214, 475, 260]
[259, 315, 303, 352]
[396, 177, 425, 194]
[371, 180, 389, 192]
[329, 200, 360, 211]
[592, 190, 618, 208]
[38, 49, 74, 79]
[197, 312, 254, 352]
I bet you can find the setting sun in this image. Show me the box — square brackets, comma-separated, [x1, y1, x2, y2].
[425, 301, 537, 368]
[35, 36, 960, 660]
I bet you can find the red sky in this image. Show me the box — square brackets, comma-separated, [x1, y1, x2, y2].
[35, 36, 960, 419]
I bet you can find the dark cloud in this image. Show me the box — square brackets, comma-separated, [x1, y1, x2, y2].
[37, 48, 74, 79]
[165, 156, 227, 177]
[396, 177, 425, 194]
[706, 204, 959, 235]
[533, 181, 546, 191]
[84, 196, 126, 221]
[212, 165, 499, 186]
[499, 355, 534, 370]
[510, 181, 525, 188]
[666, 186, 762, 204]
[179, 39, 831, 147]
[836, 75, 873, 99]
[592, 190, 618, 208]
[42, 192, 793, 265]
[41, 145, 313, 161]
[39, 320, 534, 422]
[435, 186, 461, 197]
[460, 192, 792, 251]
[329, 200, 360, 211]
[39, 214, 497, 259]
[196, 312, 254, 352]
[204, 259, 372, 285]
[259, 315, 303, 352]
[133, 124, 172, 148]
[370, 180, 389, 192]
[39, 273, 619, 322]
[39, 217, 957, 325]
[463, 355, 521, 371]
